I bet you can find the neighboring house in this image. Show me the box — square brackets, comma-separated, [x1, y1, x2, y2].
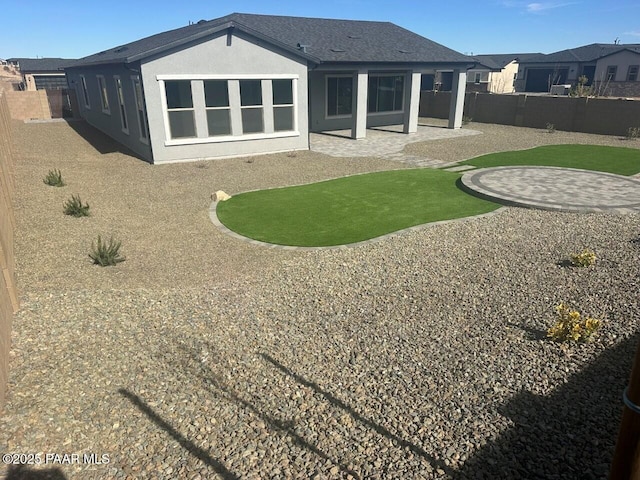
[515, 43, 640, 96]
[468, 54, 540, 94]
[7, 58, 76, 91]
[65, 12, 473, 164]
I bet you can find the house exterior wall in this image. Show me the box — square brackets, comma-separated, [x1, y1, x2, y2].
[308, 69, 414, 132]
[594, 51, 640, 97]
[140, 31, 309, 164]
[489, 61, 519, 94]
[65, 64, 153, 162]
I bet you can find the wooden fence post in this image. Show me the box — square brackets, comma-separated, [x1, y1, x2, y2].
[610, 337, 640, 479]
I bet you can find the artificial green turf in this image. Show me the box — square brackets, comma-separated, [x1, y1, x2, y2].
[459, 144, 640, 176]
[216, 169, 499, 247]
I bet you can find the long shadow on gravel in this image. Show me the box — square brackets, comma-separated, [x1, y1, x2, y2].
[455, 334, 638, 480]
[118, 389, 240, 480]
[170, 343, 362, 478]
[66, 120, 145, 159]
[260, 353, 454, 476]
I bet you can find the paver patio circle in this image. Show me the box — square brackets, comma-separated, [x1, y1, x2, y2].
[460, 166, 640, 213]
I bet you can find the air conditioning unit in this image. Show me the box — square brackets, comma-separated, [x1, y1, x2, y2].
[550, 84, 571, 95]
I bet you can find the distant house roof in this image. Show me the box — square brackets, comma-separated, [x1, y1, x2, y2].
[473, 53, 541, 70]
[8, 58, 76, 73]
[522, 43, 640, 64]
[72, 12, 472, 67]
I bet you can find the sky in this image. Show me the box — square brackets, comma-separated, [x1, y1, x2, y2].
[2, 0, 639, 60]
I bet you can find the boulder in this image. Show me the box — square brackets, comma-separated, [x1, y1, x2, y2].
[211, 190, 231, 202]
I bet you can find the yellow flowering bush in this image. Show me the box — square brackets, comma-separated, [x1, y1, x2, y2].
[570, 248, 596, 267]
[547, 303, 601, 343]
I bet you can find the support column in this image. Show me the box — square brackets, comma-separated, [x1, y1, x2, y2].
[448, 69, 467, 129]
[403, 71, 422, 134]
[351, 69, 368, 139]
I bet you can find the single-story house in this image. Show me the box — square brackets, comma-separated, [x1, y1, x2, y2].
[7, 58, 76, 91]
[65, 13, 473, 164]
[467, 53, 540, 94]
[514, 43, 640, 96]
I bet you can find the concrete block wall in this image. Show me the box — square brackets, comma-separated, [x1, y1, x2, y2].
[4, 90, 51, 121]
[0, 90, 19, 412]
[419, 91, 640, 137]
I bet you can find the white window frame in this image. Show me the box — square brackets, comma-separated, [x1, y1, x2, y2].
[367, 73, 405, 116]
[156, 74, 299, 146]
[131, 76, 149, 144]
[606, 65, 617, 82]
[239, 79, 265, 135]
[163, 80, 197, 140]
[79, 75, 90, 109]
[325, 74, 353, 119]
[272, 78, 295, 132]
[97, 75, 110, 114]
[627, 65, 639, 82]
[114, 76, 129, 134]
[203, 80, 232, 137]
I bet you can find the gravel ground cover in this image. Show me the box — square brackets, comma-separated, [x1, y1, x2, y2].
[1, 119, 639, 479]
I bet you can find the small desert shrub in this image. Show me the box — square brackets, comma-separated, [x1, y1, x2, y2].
[626, 127, 640, 140]
[89, 235, 125, 266]
[43, 169, 65, 187]
[547, 303, 601, 343]
[63, 194, 90, 217]
[570, 248, 596, 267]
[462, 116, 473, 125]
[546, 122, 556, 134]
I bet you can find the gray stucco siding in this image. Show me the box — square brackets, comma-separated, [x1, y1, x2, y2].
[140, 31, 309, 164]
[65, 64, 153, 162]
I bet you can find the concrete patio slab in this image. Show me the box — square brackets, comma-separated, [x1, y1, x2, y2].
[460, 166, 640, 213]
[310, 124, 480, 165]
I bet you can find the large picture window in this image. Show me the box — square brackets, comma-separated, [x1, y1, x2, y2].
[165, 80, 196, 139]
[240, 80, 264, 134]
[157, 75, 298, 145]
[204, 80, 231, 136]
[272, 79, 294, 131]
[368, 75, 404, 113]
[326, 76, 353, 117]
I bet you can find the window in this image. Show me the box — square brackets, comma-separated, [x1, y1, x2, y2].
[157, 75, 299, 145]
[97, 75, 110, 114]
[114, 76, 128, 134]
[165, 80, 196, 139]
[327, 76, 353, 117]
[627, 65, 639, 82]
[606, 65, 617, 82]
[132, 77, 148, 143]
[474, 72, 482, 84]
[272, 79, 294, 132]
[240, 80, 264, 134]
[80, 75, 90, 109]
[367, 75, 404, 114]
[204, 80, 231, 136]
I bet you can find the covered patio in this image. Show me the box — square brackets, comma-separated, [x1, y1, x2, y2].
[310, 121, 480, 159]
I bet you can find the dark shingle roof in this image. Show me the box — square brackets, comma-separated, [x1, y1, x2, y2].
[73, 13, 472, 67]
[10, 58, 76, 72]
[523, 43, 640, 64]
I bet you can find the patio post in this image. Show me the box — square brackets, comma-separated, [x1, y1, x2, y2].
[403, 71, 422, 134]
[351, 69, 368, 139]
[448, 69, 467, 129]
